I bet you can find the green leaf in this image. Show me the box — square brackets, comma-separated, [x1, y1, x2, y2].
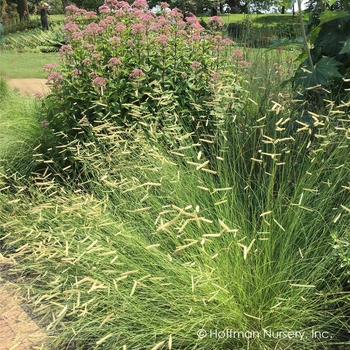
[307, 26, 321, 45]
[319, 10, 350, 26]
[314, 57, 343, 79]
[295, 57, 342, 89]
[313, 17, 350, 58]
[339, 38, 350, 55]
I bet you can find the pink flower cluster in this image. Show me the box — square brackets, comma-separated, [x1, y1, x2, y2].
[115, 1, 130, 9]
[155, 34, 170, 46]
[34, 91, 44, 99]
[129, 69, 146, 79]
[62, 22, 79, 33]
[82, 58, 91, 66]
[72, 69, 82, 77]
[132, 0, 148, 9]
[47, 72, 63, 84]
[108, 57, 123, 68]
[210, 72, 221, 82]
[131, 23, 146, 35]
[59, 45, 74, 59]
[115, 23, 126, 32]
[109, 36, 121, 45]
[92, 77, 108, 88]
[84, 23, 104, 36]
[43, 63, 57, 72]
[160, 2, 169, 8]
[51, 2, 249, 99]
[208, 16, 224, 30]
[98, 4, 110, 14]
[64, 5, 97, 23]
[233, 49, 244, 59]
[191, 61, 201, 70]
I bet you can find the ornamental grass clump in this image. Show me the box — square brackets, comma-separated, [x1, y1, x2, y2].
[0, 2, 349, 350]
[1, 95, 349, 349]
[40, 1, 246, 179]
[0, 77, 42, 176]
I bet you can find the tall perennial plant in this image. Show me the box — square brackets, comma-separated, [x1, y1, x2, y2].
[40, 1, 247, 177]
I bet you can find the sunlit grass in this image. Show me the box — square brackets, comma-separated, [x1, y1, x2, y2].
[0, 51, 58, 78]
[1, 73, 349, 349]
[198, 13, 300, 25]
[0, 12, 349, 350]
[0, 77, 42, 175]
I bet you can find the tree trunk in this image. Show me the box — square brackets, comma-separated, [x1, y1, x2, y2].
[227, 0, 238, 8]
[61, 0, 69, 12]
[17, 0, 29, 21]
[281, 5, 285, 14]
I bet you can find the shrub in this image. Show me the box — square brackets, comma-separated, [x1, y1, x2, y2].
[292, 10, 350, 109]
[39, 2, 248, 179]
[0, 28, 65, 51]
[1, 18, 40, 34]
[227, 18, 301, 47]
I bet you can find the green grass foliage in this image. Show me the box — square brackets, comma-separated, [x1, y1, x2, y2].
[0, 77, 42, 174]
[0, 51, 59, 78]
[0, 28, 65, 52]
[229, 15, 301, 48]
[0, 14, 65, 35]
[0, 3, 349, 350]
[1, 73, 349, 350]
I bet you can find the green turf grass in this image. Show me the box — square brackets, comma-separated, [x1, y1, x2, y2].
[0, 51, 59, 79]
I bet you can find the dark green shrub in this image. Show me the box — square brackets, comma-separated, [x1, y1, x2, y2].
[2, 18, 40, 34]
[227, 18, 300, 47]
[0, 28, 65, 52]
[227, 22, 242, 39]
[293, 10, 350, 108]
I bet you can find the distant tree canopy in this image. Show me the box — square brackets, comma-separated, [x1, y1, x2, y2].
[1, 0, 314, 18]
[72, 0, 103, 11]
[68, 0, 295, 13]
[1, 0, 67, 22]
[304, 0, 349, 11]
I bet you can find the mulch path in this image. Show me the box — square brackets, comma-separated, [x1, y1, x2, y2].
[0, 285, 47, 349]
[6, 78, 50, 97]
[0, 256, 47, 350]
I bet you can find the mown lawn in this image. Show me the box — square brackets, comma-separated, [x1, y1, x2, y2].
[198, 13, 303, 25]
[0, 51, 59, 79]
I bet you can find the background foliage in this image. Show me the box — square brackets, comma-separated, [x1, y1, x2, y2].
[292, 8, 350, 110]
